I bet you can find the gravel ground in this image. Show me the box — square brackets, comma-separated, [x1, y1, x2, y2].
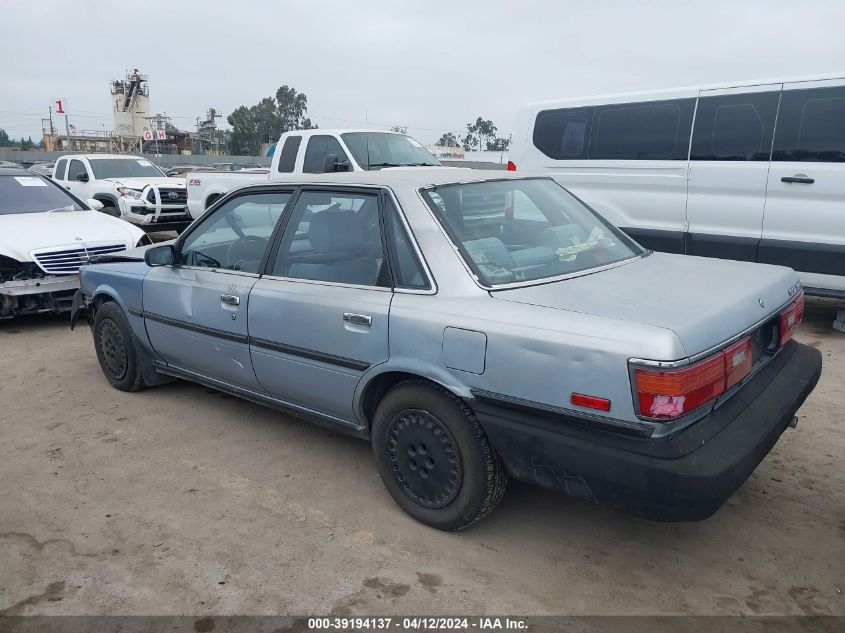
[0, 299, 842, 616]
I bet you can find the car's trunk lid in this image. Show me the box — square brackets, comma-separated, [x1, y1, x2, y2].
[491, 252, 800, 358]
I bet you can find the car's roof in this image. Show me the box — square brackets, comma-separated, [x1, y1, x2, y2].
[286, 128, 413, 136]
[62, 154, 148, 160]
[0, 167, 33, 176]
[255, 167, 529, 190]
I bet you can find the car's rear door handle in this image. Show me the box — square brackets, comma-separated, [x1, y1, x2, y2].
[343, 312, 372, 326]
[220, 294, 240, 306]
[781, 175, 815, 184]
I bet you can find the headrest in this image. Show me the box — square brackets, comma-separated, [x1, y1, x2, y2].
[308, 211, 367, 252]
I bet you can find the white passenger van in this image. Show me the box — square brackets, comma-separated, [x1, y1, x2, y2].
[510, 74, 845, 298]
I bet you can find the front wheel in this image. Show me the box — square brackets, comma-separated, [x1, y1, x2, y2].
[92, 301, 145, 392]
[371, 381, 507, 530]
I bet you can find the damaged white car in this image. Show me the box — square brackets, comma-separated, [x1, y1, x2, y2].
[0, 168, 149, 319]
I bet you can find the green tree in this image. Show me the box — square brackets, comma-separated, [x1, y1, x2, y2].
[487, 136, 511, 152]
[20, 136, 35, 151]
[227, 85, 311, 155]
[436, 132, 458, 147]
[0, 128, 11, 147]
[462, 118, 499, 151]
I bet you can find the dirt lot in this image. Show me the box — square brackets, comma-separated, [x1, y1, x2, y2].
[1, 300, 843, 616]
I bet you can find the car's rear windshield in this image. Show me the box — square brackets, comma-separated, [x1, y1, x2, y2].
[89, 158, 164, 179]
[0, 175, 84, 214]
[420, 178, 643, 287]
[341, 133, 441, 169]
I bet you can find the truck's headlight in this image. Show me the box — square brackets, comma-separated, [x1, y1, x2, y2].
[118, 187, 143, 199]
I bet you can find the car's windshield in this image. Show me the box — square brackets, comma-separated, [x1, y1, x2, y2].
[421, 178, 643, 286]
[0, 174, 84, 214]
[341, 133, 441, 169]
[89, 158, 165, 179]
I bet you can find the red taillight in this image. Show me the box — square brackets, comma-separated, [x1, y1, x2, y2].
[778, 294, 805, 346]
[506, 160, 516, 171]
[634, 335, 753, 420]
[571, 393, 611, 411]
[724, 337, 753, 390]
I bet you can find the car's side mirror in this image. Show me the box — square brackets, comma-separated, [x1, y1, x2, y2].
[75, 172, 89, 182]
[145, 244, 175, 266]
[322, 153, 350, 173]
[86, 198, 104, 211]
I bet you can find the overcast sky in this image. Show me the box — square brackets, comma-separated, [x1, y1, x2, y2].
[2, 0, 844, 145]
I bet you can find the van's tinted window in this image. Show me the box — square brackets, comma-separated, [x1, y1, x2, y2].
[772, 85, 845, 162]
[303, 135, 350, 173]
[532, 107, 594, 160]
[691, 91, 780, 161]
[276, 136, 301, 173]
[592, 99, 695, 160]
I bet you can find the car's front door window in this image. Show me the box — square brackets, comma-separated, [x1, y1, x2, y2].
[179, 192, 291, 273]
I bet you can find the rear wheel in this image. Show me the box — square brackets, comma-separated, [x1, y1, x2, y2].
[371, 381, 507, 530]
[92, 301, 145, 392]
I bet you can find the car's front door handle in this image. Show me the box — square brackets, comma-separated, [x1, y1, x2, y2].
[781, 175, 815, 184]
[343, 312, 372, 326]
[220, 294, 240, 306]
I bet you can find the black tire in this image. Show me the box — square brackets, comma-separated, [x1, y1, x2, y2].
[92, 301, 145, 392]
[371, 381, 507, 530]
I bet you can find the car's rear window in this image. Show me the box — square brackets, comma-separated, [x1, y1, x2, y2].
[0, 175, 84, 214]
[420, 178, 643, 287]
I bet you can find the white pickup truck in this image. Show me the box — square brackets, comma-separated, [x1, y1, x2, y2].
[53, 154, 192, 232]
[186, 129, 442, 219]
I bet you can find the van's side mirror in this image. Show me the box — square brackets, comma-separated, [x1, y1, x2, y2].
[86, 198, 104, 211]
[145, 244, 175, 266]
[75, 172, 89, 182]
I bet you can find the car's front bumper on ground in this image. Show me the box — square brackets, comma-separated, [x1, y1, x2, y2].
[470, 340, 822, 521]
[0, 275, 79, 318]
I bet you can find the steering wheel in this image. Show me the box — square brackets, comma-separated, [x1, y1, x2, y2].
[226, 235, 268, 271]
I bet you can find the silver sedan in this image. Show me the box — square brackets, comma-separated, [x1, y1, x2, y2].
[72, 169, 821, 529]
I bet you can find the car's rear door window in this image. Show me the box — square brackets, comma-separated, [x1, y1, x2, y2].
[270, 190, 390, 287]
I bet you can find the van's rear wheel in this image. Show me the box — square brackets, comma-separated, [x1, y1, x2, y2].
[93, 301, 145, 392]
[371, 381, 507, 530]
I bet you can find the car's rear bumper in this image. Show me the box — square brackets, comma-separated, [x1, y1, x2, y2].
[469, 341, 822, 521]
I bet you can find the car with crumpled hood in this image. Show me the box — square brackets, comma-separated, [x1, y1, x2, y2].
[0, 169, 148, 319]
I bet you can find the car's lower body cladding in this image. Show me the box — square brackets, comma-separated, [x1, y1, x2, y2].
[468, 341, 822, 521]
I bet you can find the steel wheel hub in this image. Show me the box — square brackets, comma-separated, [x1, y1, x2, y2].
[98, 319, 127, 380]
[387, 409, 462, 509]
